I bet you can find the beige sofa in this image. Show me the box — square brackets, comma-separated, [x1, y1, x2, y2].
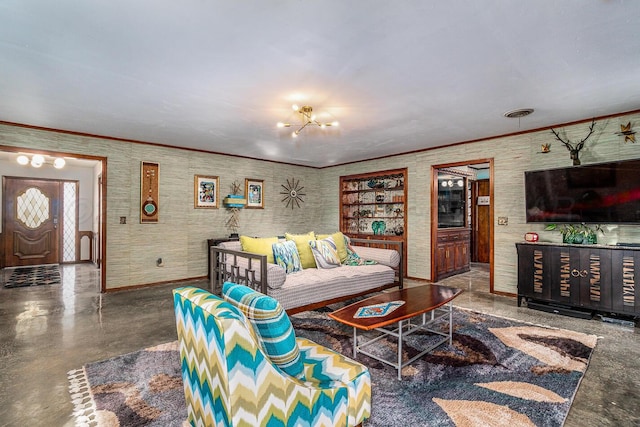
[210, 238, 403, 313]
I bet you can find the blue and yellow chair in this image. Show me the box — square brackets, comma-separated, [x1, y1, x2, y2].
[173, 284, 371, 426]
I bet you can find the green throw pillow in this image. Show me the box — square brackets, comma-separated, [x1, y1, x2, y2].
[285, 231, 316, 269]
[240, 235, 278, 264]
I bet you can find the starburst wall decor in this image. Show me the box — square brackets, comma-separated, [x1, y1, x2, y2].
[280, 178, 306, 209]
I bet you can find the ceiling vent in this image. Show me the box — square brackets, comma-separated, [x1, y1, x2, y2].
[503, 108, 534, 118]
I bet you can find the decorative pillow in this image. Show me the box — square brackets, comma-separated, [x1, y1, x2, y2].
[240, 235, 279, 264]
[272, 241, 303, 274]
[316, 231, 348, 263]
[285, 231, 317, 269]
[343, 235, 377, 266]
[222, 282, 304, 379]
[309, 236, 341, 269]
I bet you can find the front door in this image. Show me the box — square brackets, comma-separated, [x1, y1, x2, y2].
[3, 177, 61, 267]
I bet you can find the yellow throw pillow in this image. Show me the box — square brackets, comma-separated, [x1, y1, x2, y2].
[316, 231, 348, 263]
[240, 236, 279, 264]
[285, 231, 316, 269]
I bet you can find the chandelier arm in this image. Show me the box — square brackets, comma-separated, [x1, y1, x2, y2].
[296, 121, 313, 133]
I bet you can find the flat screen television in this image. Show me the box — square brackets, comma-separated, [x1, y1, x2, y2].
[525, 158, 640, 223]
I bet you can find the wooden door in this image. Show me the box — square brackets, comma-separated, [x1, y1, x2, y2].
[471, 179, 490, 263]
[3, 177, 62, 267]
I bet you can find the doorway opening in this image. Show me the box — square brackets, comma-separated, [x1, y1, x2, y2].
[431, 159, 494, 292]
[0, 147, 107, 292]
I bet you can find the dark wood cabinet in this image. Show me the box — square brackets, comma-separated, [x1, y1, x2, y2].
[516, 243, 639, 317]
[340, 168, 407, 275]
[436, 228, 470, 280]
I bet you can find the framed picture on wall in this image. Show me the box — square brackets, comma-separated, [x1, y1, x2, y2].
[245, 178, 264, 209]
[194, 175, 219, 208]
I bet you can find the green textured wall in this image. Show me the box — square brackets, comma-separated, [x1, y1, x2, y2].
[320, 112, 640, 293]
[0, 124, 322, 289]
[2, 111, 639, 293]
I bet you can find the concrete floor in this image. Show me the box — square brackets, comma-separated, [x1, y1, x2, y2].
[0, 263, 638, 426]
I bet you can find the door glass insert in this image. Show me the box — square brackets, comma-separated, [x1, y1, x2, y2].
[63, 182, 77, 262]
[16, 187, 49, 229]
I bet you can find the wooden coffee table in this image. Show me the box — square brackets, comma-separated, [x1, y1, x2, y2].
[329, 284, 463, 380]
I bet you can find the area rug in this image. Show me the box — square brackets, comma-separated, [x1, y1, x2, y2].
[3, 264, 61, 288]
[67, 308, 597, 427]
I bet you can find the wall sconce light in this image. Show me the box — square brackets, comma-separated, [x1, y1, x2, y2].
[277, 105, 338, 137]
[16, 154, 66, 169]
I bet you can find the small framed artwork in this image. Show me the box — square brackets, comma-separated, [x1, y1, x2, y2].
[245, 178, 264, 209]
[194, 175, 220, 209]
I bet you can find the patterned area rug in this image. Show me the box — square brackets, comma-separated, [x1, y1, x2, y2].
[3, 264, 61, 288]
[67, 308, 597, 427]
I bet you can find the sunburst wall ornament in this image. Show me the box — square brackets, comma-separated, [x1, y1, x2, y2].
[616, 122, 636, 143]
[280, 178, 306, 209]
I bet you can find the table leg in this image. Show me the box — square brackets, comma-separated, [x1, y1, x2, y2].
[448, 301, 453, 345]
[353, 327, 357, 358]
[397, 319, 403, 380]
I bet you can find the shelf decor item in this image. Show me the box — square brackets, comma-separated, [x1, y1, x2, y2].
[245, 178, 264, 209]
[194, 175, 219, 209]
[140, 161, 159, 223]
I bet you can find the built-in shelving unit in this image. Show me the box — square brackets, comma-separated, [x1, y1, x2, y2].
[340, 168, 407, 275]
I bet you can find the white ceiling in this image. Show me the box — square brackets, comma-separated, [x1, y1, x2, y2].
[1, 1, 639, 167]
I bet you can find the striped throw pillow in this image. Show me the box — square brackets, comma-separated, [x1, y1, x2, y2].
[222, 282, 304, 379]
[309, 236, 341, 269]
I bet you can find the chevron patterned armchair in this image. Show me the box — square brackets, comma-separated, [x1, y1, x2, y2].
[173, 285, 371, 427]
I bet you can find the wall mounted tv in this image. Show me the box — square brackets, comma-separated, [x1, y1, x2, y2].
[525, 158, 640, 224]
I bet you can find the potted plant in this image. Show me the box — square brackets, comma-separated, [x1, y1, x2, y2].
[580, 223, 604, 244]
[544, 223, 604, 244]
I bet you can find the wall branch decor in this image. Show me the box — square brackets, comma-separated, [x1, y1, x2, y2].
[141, 161, 159, 223]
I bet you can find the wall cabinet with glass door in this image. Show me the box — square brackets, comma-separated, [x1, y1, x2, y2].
[340, 168, 407, 275]
[435, 173, 471, 280]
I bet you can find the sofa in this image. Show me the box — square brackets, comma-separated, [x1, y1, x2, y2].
[209, 231, 403, 313]
[173, 285, 371, 426]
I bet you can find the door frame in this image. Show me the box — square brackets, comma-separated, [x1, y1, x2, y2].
[430, 158, 494, 292]
[0, 145, 107, 292]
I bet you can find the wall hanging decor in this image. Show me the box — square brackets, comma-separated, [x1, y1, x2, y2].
[223, 180, 245, 237]
[280, 178, 306, 209]
[194, 175, 219, 209]
[616, 122, 636, 143]
[245, 178, 264, 209]
[140, 161, 159, 223]
[549, 119, 596, 165]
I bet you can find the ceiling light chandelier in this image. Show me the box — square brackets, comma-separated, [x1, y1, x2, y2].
[16, 154, 66, 169]
[277, 105, 338, 138]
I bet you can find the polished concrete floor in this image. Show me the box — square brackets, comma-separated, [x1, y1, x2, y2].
[0, 263, 638, 426]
